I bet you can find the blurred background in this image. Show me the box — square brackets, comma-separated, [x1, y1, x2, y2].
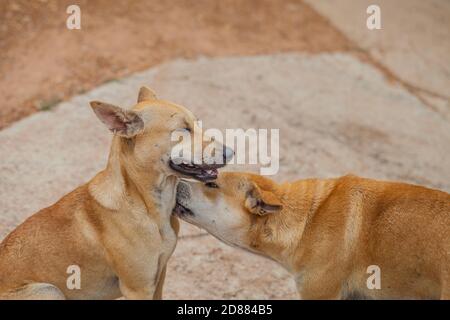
[0, 0, 449, 299]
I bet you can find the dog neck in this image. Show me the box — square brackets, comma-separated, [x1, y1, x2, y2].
[88, 136, 177, 221]
[247, 178, 336, 274]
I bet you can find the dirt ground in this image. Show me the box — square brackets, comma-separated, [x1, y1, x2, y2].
[0, 0, 354, 129]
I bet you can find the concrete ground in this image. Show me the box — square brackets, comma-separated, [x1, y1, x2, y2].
[1, 52, 449, 299]
[0, 2, 449, 299]
[305, 0, 450, 119]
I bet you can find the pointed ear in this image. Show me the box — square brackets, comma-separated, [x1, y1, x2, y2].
[137, 86, 157, 102]
[90, 101, 144, 137]
[244, 182, 283, 215]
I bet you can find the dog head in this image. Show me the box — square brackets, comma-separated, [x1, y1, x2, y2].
[90, 87, 233, 181]
[174, 172, 283, 251]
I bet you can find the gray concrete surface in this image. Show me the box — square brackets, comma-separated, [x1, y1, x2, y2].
[304, 0, 450, 116]
[1, 53, 449, 299]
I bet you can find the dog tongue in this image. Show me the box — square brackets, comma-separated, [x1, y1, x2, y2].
[193, 168, 218, 181]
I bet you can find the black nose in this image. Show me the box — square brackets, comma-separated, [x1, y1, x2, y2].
[223, 146, 234, 164]
[176, 181, 191, 201]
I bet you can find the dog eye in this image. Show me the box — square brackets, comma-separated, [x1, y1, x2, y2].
[185, 127, 192, 132]
[204, 182, 219, 189]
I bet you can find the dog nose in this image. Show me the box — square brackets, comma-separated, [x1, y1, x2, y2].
[223, 146, 234, 164]
[176, 181, 191, 201]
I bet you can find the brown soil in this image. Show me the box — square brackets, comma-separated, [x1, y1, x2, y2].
[0, 0, 354, 129]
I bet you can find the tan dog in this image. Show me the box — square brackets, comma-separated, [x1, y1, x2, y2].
[174, 173, 450, 299]
[0, 87, 231, 299]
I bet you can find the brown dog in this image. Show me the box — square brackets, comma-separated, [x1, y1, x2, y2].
[0, 87, 231, 299]
[175, 173, 450, 299]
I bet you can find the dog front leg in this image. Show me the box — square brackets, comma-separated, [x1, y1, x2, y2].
[153, 266, 167, 300]
[118, 262, 160, 300]
[119, 282, 157, 300]
[111, 251, 163, 300]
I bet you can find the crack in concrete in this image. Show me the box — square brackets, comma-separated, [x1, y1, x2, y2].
[354, 51, 450, 120]
[303, 2, 450, 121]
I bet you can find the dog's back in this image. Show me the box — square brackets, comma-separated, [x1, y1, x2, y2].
[294, 175, 450, 299]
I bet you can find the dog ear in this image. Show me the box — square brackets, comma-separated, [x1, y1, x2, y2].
[90, 101, 144, 137]
[137, 86, 157, 102]
[244, 182, 283, 215]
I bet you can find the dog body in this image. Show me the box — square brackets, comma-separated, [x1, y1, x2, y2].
[0, 87, 228, 299]
[0, 179, 177, 300]
[175, 173, 450, 299]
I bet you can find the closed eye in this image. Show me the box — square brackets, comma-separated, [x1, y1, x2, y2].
[204, 182, 219, 189]
[182, 120, 192, 133]
[174, 127, 191, 133]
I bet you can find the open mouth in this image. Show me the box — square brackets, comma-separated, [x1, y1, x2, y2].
[173, 202, 194, 217]
[169, 159, 223, 181]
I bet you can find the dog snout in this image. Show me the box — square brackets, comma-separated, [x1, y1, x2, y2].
[223, 146, 234, 164]
[176, 180, 192, 203]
